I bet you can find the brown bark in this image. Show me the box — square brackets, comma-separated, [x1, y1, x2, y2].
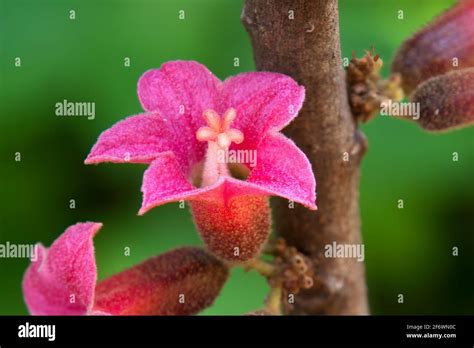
[242, 0, 369, 314]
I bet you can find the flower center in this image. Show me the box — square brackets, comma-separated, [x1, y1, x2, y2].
[196, 108, 244, 186]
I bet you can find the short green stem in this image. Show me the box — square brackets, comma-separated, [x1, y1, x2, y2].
[243, 258, 275, 277]
[266, 284, 282, 315]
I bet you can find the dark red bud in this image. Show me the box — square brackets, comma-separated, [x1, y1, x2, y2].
[93, 247, 229, 315]
[412, 68, 474, 132]
[392, 0, 474, 93]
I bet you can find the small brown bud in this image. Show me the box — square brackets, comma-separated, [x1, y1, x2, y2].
[392, 0, 474, 93]
[412, 68, 474, 132]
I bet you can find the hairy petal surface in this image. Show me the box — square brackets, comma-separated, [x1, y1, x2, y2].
[139, 153, 197, 215]
[85, 113, 171, 164]
[247, 132, 316, 210]
[22, 222, 101, 315]
[137, 61, 222, 168]
[220, 72, 305, 150]
[138, 61, 221, 118]
[85, 113, 199, 174]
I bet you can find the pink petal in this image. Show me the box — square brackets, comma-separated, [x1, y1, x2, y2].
[139, 153, 270, 215]
[139, 155, 261, 215]
[190, 172, 315, 210]
[247, 132, 316, 209]
[85, 113, 190, 172]
[139, 153, 197, 215]
[140, 138, 316, 214]
[22, 222, 102, 315]
[85, 113, 202, 174]
[138, 61, 221, 116]
[85, 113, 170, 164]
[220, 72, 305, 150]
[138, 61, 221, 164]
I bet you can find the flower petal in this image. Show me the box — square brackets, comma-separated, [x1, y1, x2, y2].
[85, 113, 171, 164]
[247, 132, 316, 209]
[22, 222, 102, 315]
[220, 72, 305, 149]
[139, 153, 273, 215]
[186, 170, 315, 210]
[139, 156, 266, 215]
[140, 139, 316, 215]
[93, 247, 229, 315]
[135, 61, 222, 171]
[139, 153, 200, 215]
[138, 61, 221, 143]
[85, 113, 203, 174]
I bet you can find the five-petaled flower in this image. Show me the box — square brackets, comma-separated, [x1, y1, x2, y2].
[85, 61, 316, 262]
[22, 222, 228, 315]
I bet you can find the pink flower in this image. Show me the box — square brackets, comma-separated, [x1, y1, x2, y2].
[22, 222, 228, 315]
[85, 61, 316, 262]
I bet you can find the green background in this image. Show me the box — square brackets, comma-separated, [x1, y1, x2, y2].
[0, 0, 472, 315]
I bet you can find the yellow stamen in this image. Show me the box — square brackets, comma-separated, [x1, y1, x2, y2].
[196, 108, 244, 186]
[196, 108, 243, 150]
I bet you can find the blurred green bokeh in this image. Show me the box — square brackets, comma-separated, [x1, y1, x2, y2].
[0, 0, 472, 315]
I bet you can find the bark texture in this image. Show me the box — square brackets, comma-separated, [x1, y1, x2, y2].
[242, 0, 369, 314]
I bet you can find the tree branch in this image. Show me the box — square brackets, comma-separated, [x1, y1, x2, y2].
[242, 0, 369, 314]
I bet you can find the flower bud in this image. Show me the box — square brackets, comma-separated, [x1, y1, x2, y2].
[411, 68, 474, 132]
[93, 247, 229, 315]
[392, 0, 474, 93]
